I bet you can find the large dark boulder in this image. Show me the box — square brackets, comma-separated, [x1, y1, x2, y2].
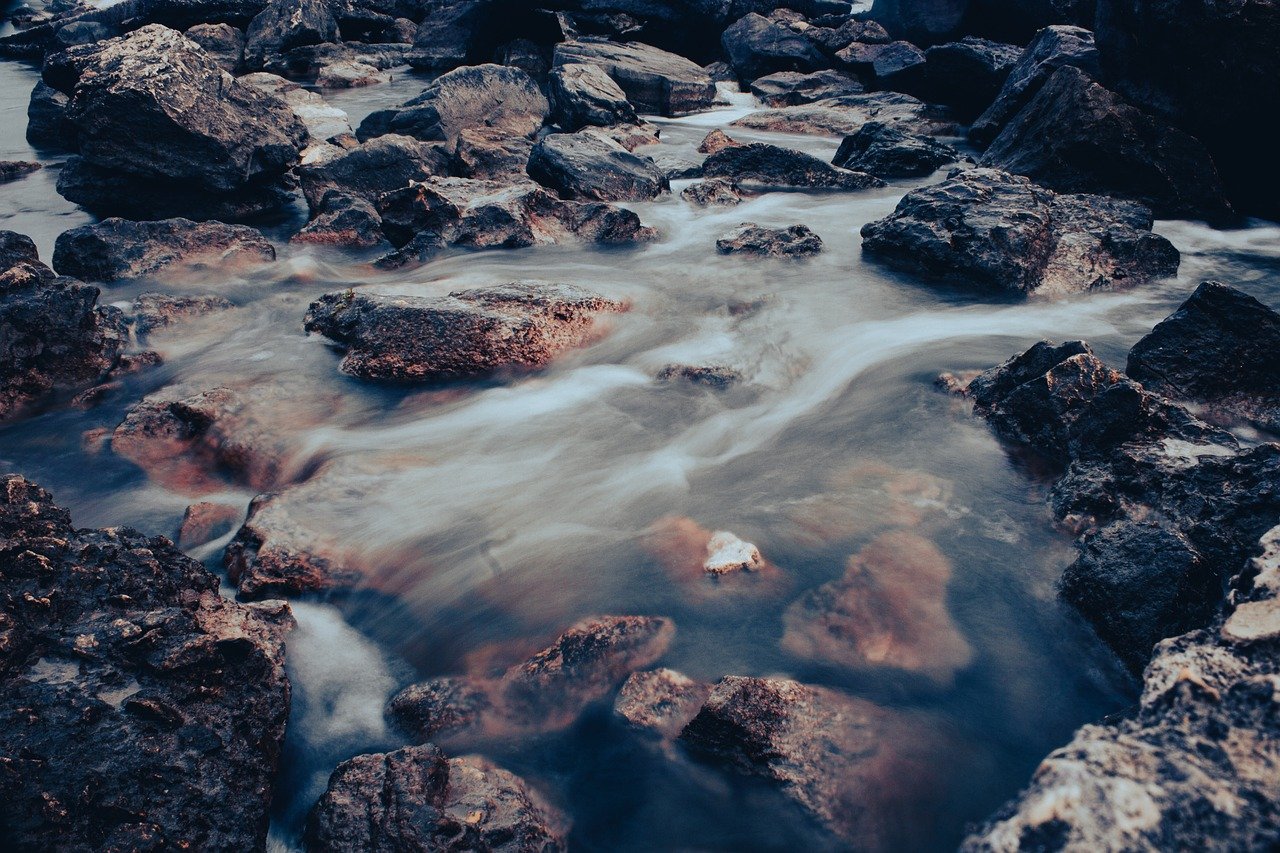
[26, 81, 77, 150]
[833, 120, 959, 177]
[552, 38, 717, 117]
[748, 69, 863, 106]
[1127, 282, 1280, 433]
[980, 65, 1232, 221]
[297, 134, 451, 211]
[861, 169, 1178, 296]
[721, 12, 828, 81]
[52, 217, 275, 282]
[0, 475, 293, 851]
[242, 0, 336, 70]
[920, 36, 1021, 120]
[870, 0, 1094, 45]
[527, 131, 668, 202]
[548, 62, 638, 129]
[703, 142, 884, 190]
[836, 39, 927, 90]
[716, 223, 823, 257]
[1095, 0, 1280, 219]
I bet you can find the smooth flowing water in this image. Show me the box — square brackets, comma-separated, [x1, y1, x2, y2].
[3, 58, 1280, 850]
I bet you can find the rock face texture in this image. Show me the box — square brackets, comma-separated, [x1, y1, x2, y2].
[552, 39, 717, 116]
[48, 25, 307, 219]
[547, 62, 638, 129]
[716, 223, 823, 257]
[0, 475, 293, 852]
[1126, 281, 1280, 434]
[52, 218, 275, 282]
[832, 120, 958, 177]
[860, 169, 1179, 296]
[304, 282, 628, 382]
[703, 142, 883, 191]
[980, 66, 1232, 222]
[527, 131, 668, 202]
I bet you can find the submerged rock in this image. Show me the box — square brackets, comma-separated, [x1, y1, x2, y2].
[548, 62, 638, 130]
[749, 70, 863, 107]
[552, 39, 717, 117]
[716, 223, 823, 257]
[303, 282, 628, 382]
[0, 475, 293, 852]
[732, 91, 959, 137]
[860, 168, 1179, 296]
[703, 142, 882, 191]
[52, 218, 275, 282]
[132, 292, 235, 335]
[307, 745, 568, 852]
[832, 120, 958, 177]
[527, 131, 668, 202]
[0, 160, 41, 183]
[681, 178, 742, 207]
[615, 668, 711, 739]
[178, 500, 242, 549]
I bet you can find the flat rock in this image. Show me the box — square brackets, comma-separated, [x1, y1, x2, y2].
[552, 38, 717, 117]
[316, 59, 391, 88]
[703, 142, 882, 190]
[732, 92, 958, 137]
[52, 217, 275, 282]
[548, 62, 638, 130]
[527, 130, 668, 202]
[716, 223, 823, 257]
[860, 168, 1180, 296]
[749, 69, 863, 106]
[833, 120, 958, 177]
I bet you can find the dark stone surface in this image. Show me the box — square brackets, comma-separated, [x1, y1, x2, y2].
[833, 120, 958, 177]
[716, 223, 823, 257]
[703, 142, 883, 190]
[527, 131, 668, 202]
[52, 217, 275, 282]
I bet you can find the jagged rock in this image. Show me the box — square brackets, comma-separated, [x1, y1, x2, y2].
[832, 120, 958, 177]
[304, 282, 628, 382]
[697, 128, 739, 154]
[184, 21, 243, 72]
[802, 17, 892, 53]
[316, 60, 390, 88]
[970, 25, 1100, 145]
[836, 39, 926, 90]
[920, 36, 1021, 120]
[242, 0, 336, 71]
[451, 128, 534, 180]
[782, 530, 973, 682]
[26, 81, 76, 150]
[614, 668, 710, 738]
[357, 63, 547, 146]
[860, 168, 1180, 296]
[0, 161, 41, 183]
[48, 25, 307, 219]
[981, 66, 1233, 221]
[0, 231, 40, 271]
[0, 475, 293, 852]
[548, 62, 638, 130]
[704, 142, 882, 190]
[749, 69, 863, 106]
[52, 218, 275, 282]
[132, 292, 235, 335]
[681, 178, 742, 207]
[721, 12, 827, 81]
[716, 223, 823, 257]
[306, 745, 568, 852]
[1126, 281, 1280, 434]
[732, 91, 959, 136]
[552, 39, 717, 117]
[527, 131, 668, 202]
[298, 133, 449, 211]
[292, 191, 389, 250]
[391, 615, 675, 740]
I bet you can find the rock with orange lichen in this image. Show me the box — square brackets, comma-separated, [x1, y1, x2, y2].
[782, 531, 973, 682]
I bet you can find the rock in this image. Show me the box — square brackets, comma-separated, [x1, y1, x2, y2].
[749, 69, 863, 106]
[1126, 282, 1280, 433]
[969, 25, 1100, 146]
[552, 39, 717, 117]
[56, 158, 290, 222]
[721, 12, 827, 81]
[50, 25, 306, 219]
[678, 676, 953, 848]
[265, 41, 411, 76]
[981, 66, 1233, 221]
[316, 60, 390, 88]
[303, 282, 628, 382]
[867, 0, 968, 45]
[802, 17, 893, 53]
[52, 218, 275, 283]
[451, 128, 534, 181]
[836, 39, 926, 90]
[26, 81, 76, 150]
[0, 237, 126, 420]
[0, 475, 293, 852]
[703, 142, 882, 190]
[716, 223, 823, 257]
[357, 63, 547, 146]
[782, 530, 973, 682]
[920, 36, 1021, 120]
[527, 131, 668, 202]
[291, 191, 389, 250]
[548, 62, 638, 130]
[681, 178, 742, 207]
[702, 530, 766, 574]
[964, 524, 1280, 851]
[657, 363, 743, 385]
[860, 168, 1180, 296]
[869, 0, 1094, 45]
[1095, 0, 1280, 219]
[306, 745, 568, 852]
[184, 22, 243, 73]
[224, 72, 352, 160]
[697, 128, 739, 154]
[390, 615, 675, 740]
[0, 161, 41, 183]
[732, 91, 959, 137]
[614, 668, 710, 738]
[178, 500, 242, 548]
[405, 0, 488, 70]
[242, 0, 337, 71]
[832, 120, 958, 177]
[644, 517, 781, 597]
[54, 20, 117, 48]
[132, 292, 235, 335]
[298, 133, 449, 211]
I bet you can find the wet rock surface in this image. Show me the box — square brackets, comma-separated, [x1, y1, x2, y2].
[614, 668, 711, 739]
[681, 177, 742, 207]
[0, 475, 293, 852]
[703, 142, 882, 191]
[716, 223, 823, 257]
[833, 120, 959, 177]
[52, 218, 275, 283]
[552, 38, 717, 116]
[861, 168, 1179, 296]
[527, 131, 668, 202]
[297, 133, 450, 210]
[732, 91, 959, 137]
[721, 12, 826, 81]
[0, 160, 41, 182]
[748, 69, 863, 107]
[919, 36, 1020, 120]
[548, 62, 638, 130]
[132, 292, 235, 336]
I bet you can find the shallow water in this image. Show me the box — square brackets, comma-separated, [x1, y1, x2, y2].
[3, 57, 1280, 851]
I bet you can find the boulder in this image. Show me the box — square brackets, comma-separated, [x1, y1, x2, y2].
[832, 120, 958, 177]
[552, 39, 717, 117]
[732, 91, 959, 137]
[26, 81, 76, 150]
[836, 39, 926, 90]
[870, 0, 1094, 45]
[0, 161, 41, 183]
[132, 292, 235, 336]
[548, 62, 638, 129]
[861, 169, 1179, 296]
[697, 128, 739, 154]
[242, 0, 337, 71]
[304, 282, 628, 382]
[716, 223, 823, 257]
[306, 745, 568, 852]
[452, 128, 535, 180]
[802, 17, 893, 53]
[867, 0, 968, 45]
[681, 178, 742, 207]
[969, 25, 1100, 146]
[357, 63, 548, 146]
[721, 12, 827, 81]
[527, 131, 668, 202]
[749, 69, 863, 106]
[920, 36, 1021, 120]
[184, 21, 244, 72]
[0, 475, 293, 852]
[703, 142, 883, 190]
[1126, 282, 1280, 433]
[292, 191, 389, 250]
[52, 218, 275, 282]
[405, 0, 488, 70]
[315, 60, 391, 88]
[298, 134, 449, 211]
[237, 72, 352, 153]
[981, 66, 1233, 221]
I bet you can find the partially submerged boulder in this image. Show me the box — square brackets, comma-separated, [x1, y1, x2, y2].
[716, 223, 823, 257]
[0, 160, 41, 183]
[527, 131, 668, 202]
[547, 62, 638, 129]
[703, 142, 882, 191]
[832, 120, 958, 177]
[52, 218, 275, 282]
[614, 668, 710, 739]
[860, 168, 1179, 296]
[552, 39, 717, 117]
[297, 133, 450, 211]
[732, 91, 958, 137]
[132, 292, 235, 335]
[681, 178, 742, 207]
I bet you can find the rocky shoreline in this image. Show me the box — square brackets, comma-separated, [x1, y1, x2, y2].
[1, 0, 1277, 849]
